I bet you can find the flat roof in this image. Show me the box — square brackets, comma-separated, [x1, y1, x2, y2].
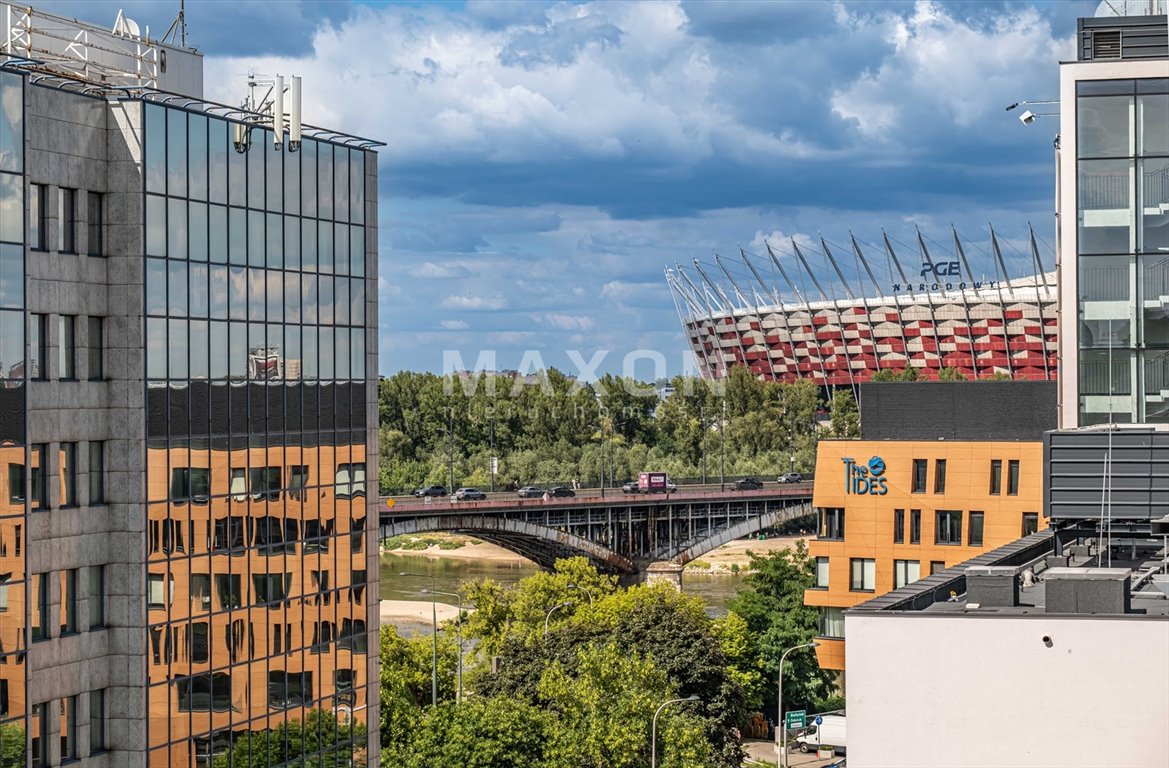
[849, 530, 1169, 618]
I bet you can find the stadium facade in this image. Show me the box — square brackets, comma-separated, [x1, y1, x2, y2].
[666, 227, 1058, 388]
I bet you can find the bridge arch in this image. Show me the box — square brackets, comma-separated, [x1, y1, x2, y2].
[663, 503, 813, 565]
[379, 513, 638, 574]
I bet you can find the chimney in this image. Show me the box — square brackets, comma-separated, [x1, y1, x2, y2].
[965, 566, 1021, 607]
[1044, 568, 1131, 614]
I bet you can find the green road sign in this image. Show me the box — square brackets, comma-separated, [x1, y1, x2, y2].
[785, 710, 806, 730]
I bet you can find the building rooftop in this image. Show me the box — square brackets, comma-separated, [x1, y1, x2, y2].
[850, 530, 1169, 618]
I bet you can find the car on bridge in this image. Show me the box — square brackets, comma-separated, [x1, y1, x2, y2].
[412, 484, 447, 497]
[547, 486, 576, 498]
[621, 480, 639, 494]
[777, 472, 803, 484]
[454, 487, 487, 501]
[732, 477, 764, 491]
[516, 486, 545, 499]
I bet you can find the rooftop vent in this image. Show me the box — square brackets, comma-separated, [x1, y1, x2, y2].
[1092, 30, 1123, 58]
[966, 565, 1022, 608]
[1045, 567, 1131, 614]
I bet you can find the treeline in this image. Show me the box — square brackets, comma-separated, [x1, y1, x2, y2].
[380, 550, 838, 766]
[378, 367, 860, 494]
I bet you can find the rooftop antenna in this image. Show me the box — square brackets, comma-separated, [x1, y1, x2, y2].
[162, 0, 188, 48]
[111, 9, 142, 40]
[233, 71, 302, 154]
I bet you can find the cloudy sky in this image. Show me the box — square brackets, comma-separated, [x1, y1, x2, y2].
[49, 0, 1096, 379]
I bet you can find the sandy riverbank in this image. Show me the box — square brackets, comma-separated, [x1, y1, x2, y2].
[380, 599, 466, 625]
[381, 533, 809, 573]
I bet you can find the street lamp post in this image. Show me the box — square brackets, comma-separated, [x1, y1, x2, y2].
[699, 402, 707, 485]
[652, 695, 700, 768]
[567, 582, 594, 605]
[400, 571, 439, 706]
[544, 600, 571, 638]
[422, 588, 464, 702]
[776, 641, 819, 768]
[719, 398, 726, 492]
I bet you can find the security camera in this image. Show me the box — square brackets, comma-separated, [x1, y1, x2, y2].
[1019, 110, 1037, 125]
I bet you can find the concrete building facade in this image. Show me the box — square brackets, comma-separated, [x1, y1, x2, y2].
[0, 5, 380, 767]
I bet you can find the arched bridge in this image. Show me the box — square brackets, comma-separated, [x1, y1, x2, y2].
[379, 487, 815, 575]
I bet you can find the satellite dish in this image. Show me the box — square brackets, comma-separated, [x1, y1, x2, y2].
[1094, 0, 1165, 16]
[112, 9, 141, 39]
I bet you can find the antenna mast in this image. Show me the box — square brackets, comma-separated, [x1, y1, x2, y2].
[162, 0, 188, 48]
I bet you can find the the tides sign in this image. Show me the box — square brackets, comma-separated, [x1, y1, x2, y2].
[842, 456, 888, 496]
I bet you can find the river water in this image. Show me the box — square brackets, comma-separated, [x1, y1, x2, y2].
[380, 553, 747, 634]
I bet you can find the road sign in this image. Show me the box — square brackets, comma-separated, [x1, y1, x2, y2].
[814, 715, 823, 726]
[385, 498, 396, 508]
[785, 710, 806, 730]
[490, 457, 498, 474]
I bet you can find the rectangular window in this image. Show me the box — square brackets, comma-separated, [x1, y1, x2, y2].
[30, 313, 47, 380]
[59, 187, 77, 253]
[818, 508, 845, 540]
[87, 316, 104, 380]
[32, 572, 49, 640]
[147, 573, 170, 609]
[849, 558, 876, 591]
[31, 444, 47, 510]
[60, 568, 79, 635]
[190, 573, 211, 611]
[190, 622, 210, 663]
[89, 689, 106, 754]
[818, 606, 844, 638]
[32, 702, 48, 767]
[1022, 512, 1039, 537]
[229, 468, 246, 501]
[88, 441, 104, 505]
[88, 565, 105, 629]
[170, 467, 211, 503]
[934, 459, 947, 494]
[990, 459, 1002, 495]
[87, 192, 103, 256]
[930, 560, 946, 575]
[969, 511, 985, 548]
[1008, 460, 1020, 496]
[893, 508, 905, 544]
[60, 442, 77, 507]
[814, 557, 829, 588]
[893, 559, 920, 588]
[59, 314, 76, 379]
[935, 510, 962, 545]
[61, 694, 79, 760]
[910, 509, 921, 544]
[30, 183, 46, 250]
[288, 464, 309, 501]
[912, 459, 927, 493]
[249, 466, 281, 501]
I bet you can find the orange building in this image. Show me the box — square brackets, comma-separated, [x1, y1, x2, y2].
[804, 382, 1055, 670]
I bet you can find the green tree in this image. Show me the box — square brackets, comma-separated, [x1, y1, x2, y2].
[538, 643, 712, 768]
[211, 709, 367, 768]
[379, 625, 459, 750]
[827, 389, 859, 438]
[386, 698, 549, 768]
[728, 541, 837, 718]
[1, 723, 25, 768]
[937, 367, 967, 381]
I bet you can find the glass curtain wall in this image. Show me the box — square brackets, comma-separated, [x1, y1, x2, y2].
[1077, 78, 1169, 423]
[142, 101, 370, 768]
[0, 69, 26, 768]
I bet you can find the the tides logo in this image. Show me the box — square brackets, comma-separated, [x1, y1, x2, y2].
[842, 456, 888, 496]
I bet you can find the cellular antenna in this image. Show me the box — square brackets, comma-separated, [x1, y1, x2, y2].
[162, 0, 188, 48]
[273, 75, 284, 149]
[289, 76, 302, 151]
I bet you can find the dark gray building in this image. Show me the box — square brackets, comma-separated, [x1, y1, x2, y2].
[0, 4, 380, 766]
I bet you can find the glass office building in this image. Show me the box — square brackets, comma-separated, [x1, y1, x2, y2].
[0, 4, 380, 766]
[1060, 14, 1169, 426]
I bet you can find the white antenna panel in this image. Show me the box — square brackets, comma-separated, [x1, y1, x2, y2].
[273, 75, 284, 148]
[289, 76, 302, 148]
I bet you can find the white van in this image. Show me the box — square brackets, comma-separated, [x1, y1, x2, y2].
[796, 715, 846, 753]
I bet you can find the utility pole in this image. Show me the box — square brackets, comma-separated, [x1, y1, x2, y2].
[489, 415, 496, 493]
[447, 407, 455, 492]
[700, 402, 707, 484]
[719, 397, 726, 491]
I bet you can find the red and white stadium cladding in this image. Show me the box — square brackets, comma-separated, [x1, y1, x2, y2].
[673, 274, 1059, 385]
